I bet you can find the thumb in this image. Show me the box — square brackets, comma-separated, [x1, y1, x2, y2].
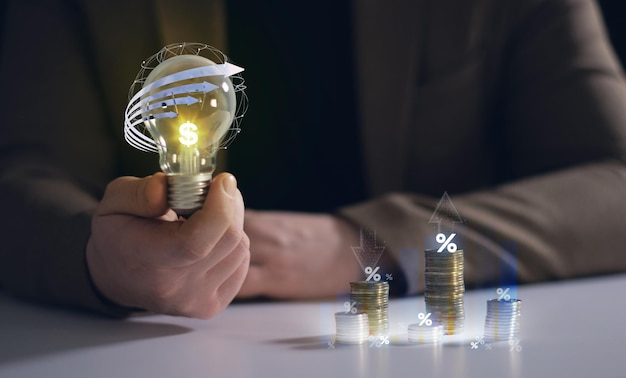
[178, 173, 245, 250]
[96, 173, 170, 217]
[201, 173, 244, 228]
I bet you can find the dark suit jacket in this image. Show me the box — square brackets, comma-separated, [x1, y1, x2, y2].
[1, 0, 625, 315]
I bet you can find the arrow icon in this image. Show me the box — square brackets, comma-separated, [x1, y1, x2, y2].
[124, 81, 220, 152]
[428, 191, 463, 233]
[351, 229, 386, 271]
[133, 63, 243, 102]
[132, 96, 200, 120]
[127, 81, 218, 119]
[127, 111, 179, 129]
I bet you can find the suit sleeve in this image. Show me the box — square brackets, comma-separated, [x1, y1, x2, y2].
[0, 0, 133, 316]
[339, 0, 626, 295]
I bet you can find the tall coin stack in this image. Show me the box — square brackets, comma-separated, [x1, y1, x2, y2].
[483, 299, 521, 342]
[350, 281, 389, 336]
[424, 249, 465, 334]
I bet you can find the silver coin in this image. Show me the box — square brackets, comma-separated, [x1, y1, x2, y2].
[335, 311, 370, 344]
[483, 297, 522, 341]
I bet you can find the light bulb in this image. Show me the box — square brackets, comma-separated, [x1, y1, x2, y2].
[124, 43, 247, 214]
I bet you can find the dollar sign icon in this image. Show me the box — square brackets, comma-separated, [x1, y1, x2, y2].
[179, 121, 199, 146]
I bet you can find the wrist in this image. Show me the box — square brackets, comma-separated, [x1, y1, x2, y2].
[85, 237, 146, 314]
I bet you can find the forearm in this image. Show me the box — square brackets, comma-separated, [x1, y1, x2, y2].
[0, 1, 134, 316]
[0, 159, 133, 316]
[454, 160, 626, 283]
[340, 160, 626, 295]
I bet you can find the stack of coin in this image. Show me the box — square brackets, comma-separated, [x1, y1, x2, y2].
[407, 323, 444, 344]
[483, 299, 521, 342]
[424, 249, 465, 334]
[350, 281, 389, 335]
[334, 312, 369, 344]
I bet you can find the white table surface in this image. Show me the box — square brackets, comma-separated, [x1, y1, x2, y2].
[1, 274, 625, 378]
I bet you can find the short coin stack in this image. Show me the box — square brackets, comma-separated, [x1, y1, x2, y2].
[483, 299, 521, 342]
[407, 324, 444, 344]
[334, 312, 369, 344]
[350, 281, 389, 336]
[424, 249, 465, 334]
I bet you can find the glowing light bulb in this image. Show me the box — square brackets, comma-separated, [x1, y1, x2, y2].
[124, 43, 247, 214]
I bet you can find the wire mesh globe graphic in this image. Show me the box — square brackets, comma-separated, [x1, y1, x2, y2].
[124, 42, 247, 214]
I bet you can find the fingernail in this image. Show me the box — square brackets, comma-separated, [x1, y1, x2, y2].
[221, 174, 238, 198]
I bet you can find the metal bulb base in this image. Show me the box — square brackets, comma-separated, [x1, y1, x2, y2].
[167, 173, 212, 215]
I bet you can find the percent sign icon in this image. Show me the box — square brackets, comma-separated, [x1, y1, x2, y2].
[436, 233, 457, 252]
[497, 288, 511, 301]
[418, 312, 433, 326]
[509, 339, 522, 352]
[365, 266, 381, 281]
[369, 335, 390, 348]
[471, 336, 485, 349]
[343, 301, 357, 314]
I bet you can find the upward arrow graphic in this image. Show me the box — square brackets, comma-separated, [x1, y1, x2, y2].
[428, 191, 463, 233]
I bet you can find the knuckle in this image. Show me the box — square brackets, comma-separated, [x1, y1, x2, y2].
[196, 302, 224, 319]
[178, 239, 203, 261]
[211, 226, 249, 260]
[183, 293, 225, 319]
[240, 231, 251, 250]
[223, 226, 245, 249]
[175, 299, 200, 318]
[148, 276, 180, 305]
[133, 179, 149, 211]
[235, 239, 251, 262]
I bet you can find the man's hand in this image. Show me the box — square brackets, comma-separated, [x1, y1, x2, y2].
[86, 172, 250, 319]
[238, 211, 363, 299]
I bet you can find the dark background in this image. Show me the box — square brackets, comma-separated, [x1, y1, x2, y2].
[224, 0, 626, 213]
[598, 0, 626, 66]
[0, 0, 624, 208]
